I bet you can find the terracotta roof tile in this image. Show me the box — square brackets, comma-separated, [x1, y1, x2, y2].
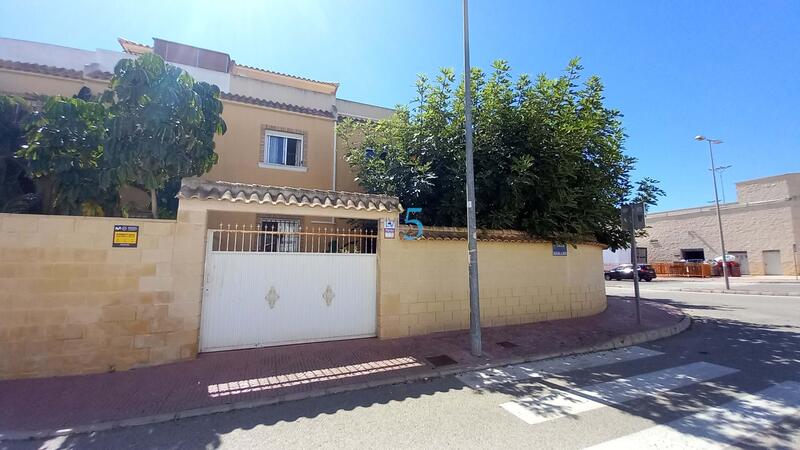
[219, 92, 335, 119]
[234, 62, 339, 87]
[178, 178, 402, 213]
[404, 225, 605, 247]
[117, 37, 153, 53]
[117, 37, 337, 87]
[0, 59, 84, 80]
[0, 58, 334, 118]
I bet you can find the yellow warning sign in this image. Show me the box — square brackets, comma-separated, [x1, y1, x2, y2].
[112, 225, 139, 248]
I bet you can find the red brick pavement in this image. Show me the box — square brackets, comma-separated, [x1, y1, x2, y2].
[0, 296, 684, 434]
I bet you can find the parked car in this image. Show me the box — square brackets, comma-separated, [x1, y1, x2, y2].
[604, 264, 657, 282]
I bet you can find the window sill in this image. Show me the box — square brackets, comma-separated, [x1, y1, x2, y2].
[258, 163, 308, 172]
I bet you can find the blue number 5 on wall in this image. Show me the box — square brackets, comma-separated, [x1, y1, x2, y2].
[403, 207, 423, 240]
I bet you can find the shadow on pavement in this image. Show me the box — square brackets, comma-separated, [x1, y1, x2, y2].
[7, 301, 798, 449]
[478, 312, 800, 449]
[7, 377, 466, 450]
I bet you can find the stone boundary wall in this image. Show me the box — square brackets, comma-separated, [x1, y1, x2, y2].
[0, 210, 206, 379]
[377, 233, 607, 338]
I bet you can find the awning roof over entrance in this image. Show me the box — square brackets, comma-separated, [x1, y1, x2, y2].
[178, 178, 402, 213]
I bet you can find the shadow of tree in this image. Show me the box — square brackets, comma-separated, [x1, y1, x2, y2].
[7, 306, 799, 449]
[469, 315, 800, 448]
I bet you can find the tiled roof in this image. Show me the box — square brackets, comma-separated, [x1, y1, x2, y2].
[234, 63, 339, 88]
[0, 58, 334, 118]
[178, 178, 402, 212]
[117, 37, 337, 88]
[219, 92, 334, 118]
[0, 59, 80, 80]
[0, 59, 113, 81]
[404, 226, 605, 247]
[117, 37, 153, 53]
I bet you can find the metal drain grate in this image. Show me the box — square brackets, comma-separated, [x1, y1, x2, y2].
[425, 354, 458, 367]
[496, 341, 519, 349]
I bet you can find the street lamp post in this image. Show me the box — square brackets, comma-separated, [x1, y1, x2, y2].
[462, 0, 482, 357]
[710, 165, 732, 203]
[695, 135, 730, 290]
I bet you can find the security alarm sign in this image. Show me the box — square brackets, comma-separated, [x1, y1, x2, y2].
[112, 225, 139, 248]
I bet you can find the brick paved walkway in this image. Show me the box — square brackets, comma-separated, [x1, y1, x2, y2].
[0, 296, 684, 435]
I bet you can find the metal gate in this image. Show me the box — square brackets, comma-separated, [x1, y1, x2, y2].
[199, 225, 378, 352]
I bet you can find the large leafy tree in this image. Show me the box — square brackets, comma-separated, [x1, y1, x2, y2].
[20, 96, 115, 215]
[102, 53, 227, 218]
[341, 59, 663, 249]
[0, 96, 39, 213]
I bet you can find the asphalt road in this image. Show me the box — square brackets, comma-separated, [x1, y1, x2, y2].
[605, 277, 800, 295]
[5, 289, 799, 450]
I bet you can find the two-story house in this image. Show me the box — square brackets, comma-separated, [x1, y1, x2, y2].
[0, 36, 394, 235]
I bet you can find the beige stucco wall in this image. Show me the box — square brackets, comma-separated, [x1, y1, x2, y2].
[0, 69, 339, 193]
[0, 69, 108, 98]
[736, 174, 800, 203]
[0, 209, 207, 380]
[203, 100, 336, 190]
[335, 129, 364, 194]
[645, 200, 798, 275]
[377, 232, 607, 338]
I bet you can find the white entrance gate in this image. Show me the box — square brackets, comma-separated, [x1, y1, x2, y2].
[200, 227, 378, 352]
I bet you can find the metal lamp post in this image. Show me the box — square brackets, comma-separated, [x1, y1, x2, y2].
[710, 165, 732, 204]
[695, 135, 730, 290]
[462, 0, 482, 357]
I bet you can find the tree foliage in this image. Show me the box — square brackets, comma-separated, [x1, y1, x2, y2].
[341, 59, 663, 249]
[0, 96, 38, 213]
[0, 52, 227, 218]
[102, 53, 226, 218]
[21, 96, 115, 215]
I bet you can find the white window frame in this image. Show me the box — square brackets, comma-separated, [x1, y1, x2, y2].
[261, 130, 306, 171]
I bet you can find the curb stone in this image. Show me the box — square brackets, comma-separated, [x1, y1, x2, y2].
[676, 288, 800, 297]
[0, 313, 691, 441]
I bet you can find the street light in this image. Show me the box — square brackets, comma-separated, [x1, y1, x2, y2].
[462, 0, 482, 357]
[709, 164, 732, 203]
[695, 135, 730, 290]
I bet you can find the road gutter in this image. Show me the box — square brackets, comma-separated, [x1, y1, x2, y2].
[1, 314, 691, 441]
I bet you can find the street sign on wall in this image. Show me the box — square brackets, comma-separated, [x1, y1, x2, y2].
[552, 243, 568, 256]
[383, 219, 396, 239]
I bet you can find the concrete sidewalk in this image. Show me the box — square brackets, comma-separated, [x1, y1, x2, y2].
[0, 296, 687, 440]
[607, 278, 800, 296]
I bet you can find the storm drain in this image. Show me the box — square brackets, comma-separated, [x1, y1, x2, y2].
[425, 354, 458, 367]
[496, 341, 519, 349]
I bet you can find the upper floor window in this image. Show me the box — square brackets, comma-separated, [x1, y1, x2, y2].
[265, 131, 304, 167]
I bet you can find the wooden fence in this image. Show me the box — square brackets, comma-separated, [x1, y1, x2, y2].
[651, 262, 713, 278]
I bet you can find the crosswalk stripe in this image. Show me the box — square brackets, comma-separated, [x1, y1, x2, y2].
[501, 361, 739, 425]
[458, 346, 663, 390]
[585, 381, 800, 449]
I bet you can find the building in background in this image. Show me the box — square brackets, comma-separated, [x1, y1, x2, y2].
[644, 173, 800, 275]
[0, 37, 393, 228]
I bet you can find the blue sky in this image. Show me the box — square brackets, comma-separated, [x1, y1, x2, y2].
[2, 0, 798, 211]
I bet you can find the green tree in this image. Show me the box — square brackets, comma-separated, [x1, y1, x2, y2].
[20, 96, 114, 215]
[0, 95, 38, 212]
[102, 53, 227, 218]
[341, 59, 663, 249]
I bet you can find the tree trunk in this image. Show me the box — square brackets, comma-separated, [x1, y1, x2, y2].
[150, 189, 158, 219]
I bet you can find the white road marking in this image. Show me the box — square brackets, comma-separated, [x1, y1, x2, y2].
[585, 381, 800, 449]
[457, 346, 663, 390]
[501, 361, 739, 425]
